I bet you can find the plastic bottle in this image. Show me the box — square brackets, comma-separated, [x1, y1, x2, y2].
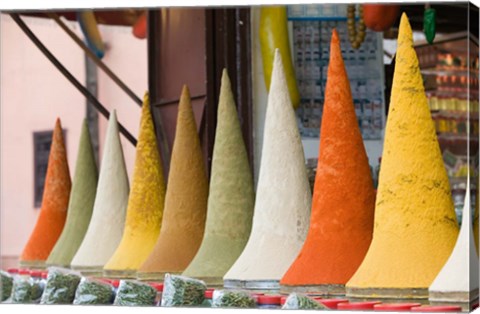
[256, 295, 282, 309]
[149, 282, 163, 306]
[201, 289, 214, 307]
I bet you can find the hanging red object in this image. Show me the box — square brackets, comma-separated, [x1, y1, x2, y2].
[363, 4, 400, 32]
[132, 11, 147, 39]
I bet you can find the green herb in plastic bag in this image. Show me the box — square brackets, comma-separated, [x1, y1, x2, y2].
[11, 276, 32, 303]
[424, 7, 436, 44]
[29, 280, 44, 302]
[282, 293, 326, 310]
[0, 271, 13, 301]
[73, 277, 114, 305]
[113, 280, 156, 306]
[211, 289, 256, 308]
[40, 267, 82, 304]
[161, 274, 206, 307]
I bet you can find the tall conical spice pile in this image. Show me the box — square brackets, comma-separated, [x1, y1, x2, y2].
[223, 49, 311, 290]
[103, 93, 166, 278]
[20, 118, 72, 269]
[280, 29, 376, 295]
[71, 111, 130, 275]
[138, 85, 209, 281]
[181, 70, 255, 286]
[429, 181, 479, 303]
[46, 120, 98, 267]
[345, 13, 459, 299]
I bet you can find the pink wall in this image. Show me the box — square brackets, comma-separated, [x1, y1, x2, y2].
[0, 14, 146, 269]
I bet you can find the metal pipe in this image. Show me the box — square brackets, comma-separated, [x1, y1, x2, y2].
[10, 13, 137, 146]
[47, 13, 143, 106]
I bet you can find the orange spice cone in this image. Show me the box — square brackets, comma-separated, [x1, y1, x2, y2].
[137, 85, 209, 280]
[103, 92, 166, 278]
[280, 29, 376, 295]
[345, 13, 459, 299]
[20, 118, 72, 269]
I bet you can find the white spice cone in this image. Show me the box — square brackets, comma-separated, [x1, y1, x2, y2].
[429, 177, 479, 303]
[223, 49, 311, 289]
[71, 110, 130, 274]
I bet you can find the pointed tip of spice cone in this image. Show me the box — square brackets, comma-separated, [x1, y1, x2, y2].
[221, 68, 231, 89]
[331, 28, 339, 44]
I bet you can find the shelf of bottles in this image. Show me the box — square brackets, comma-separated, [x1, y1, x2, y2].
[417, 42, 479, 223]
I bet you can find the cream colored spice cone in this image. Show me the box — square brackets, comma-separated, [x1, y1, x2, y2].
[429, 179, 479, 303]
[71, 111, 129, 275]
[223, 49, 311, 290]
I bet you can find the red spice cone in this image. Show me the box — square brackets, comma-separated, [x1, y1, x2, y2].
[20, 118, 72, 268]
[280, 29, 376, 294]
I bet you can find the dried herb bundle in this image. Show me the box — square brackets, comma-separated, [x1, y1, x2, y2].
[161, 274, 206, 307]
[0, 271, 13, 301]
[211, 290, 256, 308]
[113, 280, 156, 306]
[73, 277, 114, 305]
[281, 293, 326, 310]
[40, 267, 81, 304]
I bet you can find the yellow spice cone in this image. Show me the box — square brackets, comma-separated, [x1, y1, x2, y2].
[137, 85, 208, 280]
[181, 70, 255, 286]
[345, 13, 459, 299]
[103, 92, 166, 278]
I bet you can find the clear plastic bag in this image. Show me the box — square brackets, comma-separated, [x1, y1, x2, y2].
[281, 292, 326, 310]
[40, 267, 82, 304]
[10, 273, 35, 303]
[211, 289, 256, 308]
[0, 271, 13, 302]
[113, 280, 157, 306]
[73, 277, 114, 305]
[161, 274, 206, 307]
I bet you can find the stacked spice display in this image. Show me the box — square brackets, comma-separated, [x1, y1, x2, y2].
[4, 7, 477, 313]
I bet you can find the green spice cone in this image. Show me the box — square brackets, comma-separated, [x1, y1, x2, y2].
[182, 69, 255, 286]
[71, 110, 130, 275]
[46, 119, 98, 267]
